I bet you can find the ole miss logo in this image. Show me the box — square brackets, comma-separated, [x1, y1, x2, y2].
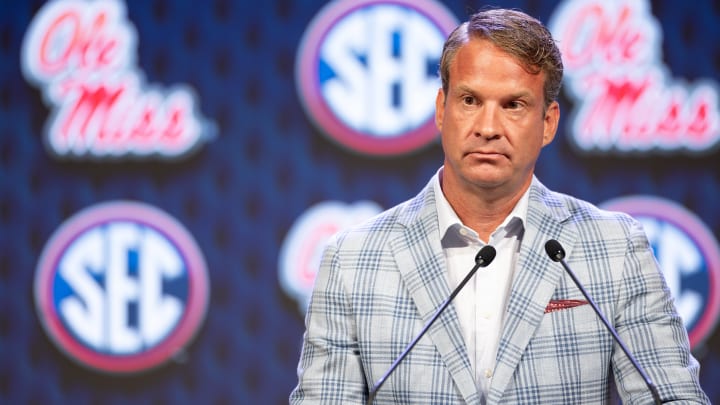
[21, 0, 214, 160]
[279, 200, 382, 313]
[34, 201, 209, 373]
[295, 0, 457, 156]
[549, 0, 720, 154]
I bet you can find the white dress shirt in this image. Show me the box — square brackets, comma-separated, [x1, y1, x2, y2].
[433, 169, 528, 403]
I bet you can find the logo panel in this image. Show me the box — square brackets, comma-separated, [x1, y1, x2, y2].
[296, 0, 457, 156]
[21, 0, 215, 160]
[35, 201, 209, 373]
[601, 196, 720, 348]
[549, 0, 720, 154]
[279, 200, 382, 313]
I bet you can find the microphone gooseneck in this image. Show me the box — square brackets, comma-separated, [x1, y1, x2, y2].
[366, 245, 496, 405]
[543, 239, 662, 405]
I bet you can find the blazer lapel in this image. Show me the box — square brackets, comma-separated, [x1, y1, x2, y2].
[390, 179, 481, 404]
[488, 178, 578, 403]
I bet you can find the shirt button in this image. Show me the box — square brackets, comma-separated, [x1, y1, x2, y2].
[485, 369, 493, 378]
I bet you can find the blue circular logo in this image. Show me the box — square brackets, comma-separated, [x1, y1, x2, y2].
[296, 0, 458, 156]
[34, 201, 209, 373]
[601, 196, 720, 349]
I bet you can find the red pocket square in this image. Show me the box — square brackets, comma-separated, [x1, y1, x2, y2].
[545, 299, 589, 313]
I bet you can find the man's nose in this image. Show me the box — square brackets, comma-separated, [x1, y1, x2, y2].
[474, 104, 501, 139]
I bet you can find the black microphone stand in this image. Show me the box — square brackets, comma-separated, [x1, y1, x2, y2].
[366, 245, 496, 405]
[545, 239, 662, 405]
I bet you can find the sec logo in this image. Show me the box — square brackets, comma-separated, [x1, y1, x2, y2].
[34, 201, 209, 373]
[601, 196, 720, 349]
[296, 0, 458, 156]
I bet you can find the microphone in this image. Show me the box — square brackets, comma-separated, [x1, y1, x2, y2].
[544, 239, 662, 405]
[366, 245, 497, 405]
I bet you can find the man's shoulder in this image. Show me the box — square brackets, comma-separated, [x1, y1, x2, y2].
[332, 182, 436, 244]
[533, 179, 639, 231]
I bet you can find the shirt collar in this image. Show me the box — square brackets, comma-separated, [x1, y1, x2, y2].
[433, 167, 530, 246]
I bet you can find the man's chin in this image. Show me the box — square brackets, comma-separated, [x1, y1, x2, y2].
[463, 169, 507, 188]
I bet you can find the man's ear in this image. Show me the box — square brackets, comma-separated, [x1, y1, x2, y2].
[435, 88, 445, 131]
[542, 100, 560, 146]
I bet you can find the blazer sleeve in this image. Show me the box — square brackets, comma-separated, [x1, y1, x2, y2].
[612, 220, 710, 404]
[290, 236, 368, 404]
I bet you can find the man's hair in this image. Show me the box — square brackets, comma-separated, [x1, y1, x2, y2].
[439, 8, 563, 108]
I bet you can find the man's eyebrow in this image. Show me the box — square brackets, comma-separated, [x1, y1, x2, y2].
[453, 84, 535, 101]
[454, 84, 477, 95]
[506, 90, 533, 100]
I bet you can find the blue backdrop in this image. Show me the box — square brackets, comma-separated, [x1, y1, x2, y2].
[1, 0, 719, 403]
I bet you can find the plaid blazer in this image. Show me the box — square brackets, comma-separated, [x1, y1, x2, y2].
[290, 175, 708, 404]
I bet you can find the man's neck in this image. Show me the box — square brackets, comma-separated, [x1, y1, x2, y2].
[441, 175, 531, 242]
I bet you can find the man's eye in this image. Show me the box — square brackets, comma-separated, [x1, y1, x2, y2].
[462, 96, 475, 105]
[507, 101, 523, 109]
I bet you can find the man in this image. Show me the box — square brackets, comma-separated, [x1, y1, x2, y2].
[290, 8, 709, 404]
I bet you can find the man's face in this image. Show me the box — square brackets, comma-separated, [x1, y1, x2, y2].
[435, 38, 559, 197]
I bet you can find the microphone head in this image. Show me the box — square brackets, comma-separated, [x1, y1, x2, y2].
[475, 245, 496, 267]
[544, 239, 566, 262]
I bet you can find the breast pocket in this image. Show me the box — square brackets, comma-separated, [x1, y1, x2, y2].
[520, 304, 614, 390]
